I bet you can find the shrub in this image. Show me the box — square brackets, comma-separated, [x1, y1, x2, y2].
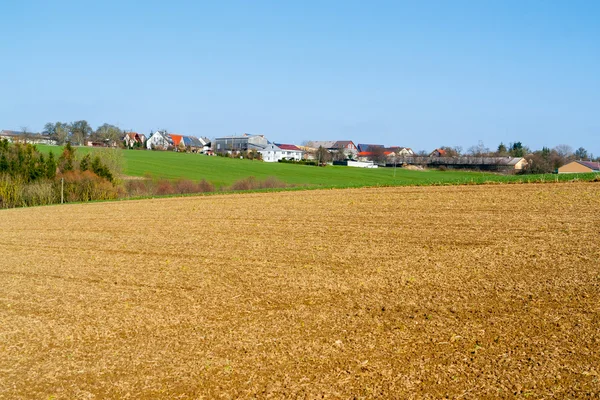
[60, 170, 119, 202]
[124, 179, 151, 197]
[155, 179, 176, 195]
[197, 179, 215, 193]
[22, 181, 56, 206]
[0, 174, 24, 208]
[175, 179, 199, 194]
[229, 176, 288, 191]
[261, 176, 286, 189]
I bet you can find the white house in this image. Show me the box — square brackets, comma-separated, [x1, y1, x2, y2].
[259, 143, 303, 162]
[146, 131, 173, 150]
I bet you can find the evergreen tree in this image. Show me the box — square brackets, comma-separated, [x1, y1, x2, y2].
[45, 151, 57, 179]
[80, 153, 91, 171]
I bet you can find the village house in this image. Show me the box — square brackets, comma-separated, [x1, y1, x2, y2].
[308, 140, 358, 159]
[146, 130, 173, 150]
[259, 143, 303, 162]
[357, 144, 384, 153]
[558, 160, 600, 174]
[123, 132, 146, 148]
[430, 148, 447, 157]
[356, 145, 413, 163]
[213, 134, 268, 153]
[389, 147, 414, 156]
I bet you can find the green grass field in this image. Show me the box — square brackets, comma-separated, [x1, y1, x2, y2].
[37, 145, 596, 189]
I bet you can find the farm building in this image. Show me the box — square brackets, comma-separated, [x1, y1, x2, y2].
[0, 129, 57, 145]
[425, 156, 528, 171]
[507, 157, 528, 171]
[558, 161, 600, 174]
[214, 134, 268, 153]
[388, 156, 528, 172]
[259, 143, 303, 162]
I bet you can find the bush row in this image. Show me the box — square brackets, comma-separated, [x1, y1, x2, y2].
[123, 176, 288, 198]
[0, 170, 120, 208]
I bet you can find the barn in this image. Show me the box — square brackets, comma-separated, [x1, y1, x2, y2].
[558, 161, 600, 174]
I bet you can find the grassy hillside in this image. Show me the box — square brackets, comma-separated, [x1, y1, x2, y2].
[36, 145, 591, 189]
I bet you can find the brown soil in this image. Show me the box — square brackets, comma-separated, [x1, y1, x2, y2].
[0, 183, 598, 398]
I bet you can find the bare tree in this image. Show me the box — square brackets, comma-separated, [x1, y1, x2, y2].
[316, 146, 331, 166]
[368, 146, 387, 165]
[439, 146, 460, 157]
[333, 146, 346, 161]
[20, 126, 31, 143]
[69, 120, 93, 145]
[468, 141, 490, 157]
[55, 123, 69, 145]
[96, 123, 122, 146]
[554, 144, 573, 159]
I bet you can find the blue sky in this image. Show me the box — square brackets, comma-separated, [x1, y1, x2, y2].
[1, 0, 599, 155]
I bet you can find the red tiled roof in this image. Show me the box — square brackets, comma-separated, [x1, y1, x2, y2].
[277, 144, 301, 151]
[358, 151, 393, 157]
[169, 134, 183, 146]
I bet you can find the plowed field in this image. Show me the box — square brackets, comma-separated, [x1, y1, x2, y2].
[1, 183, 599, 398]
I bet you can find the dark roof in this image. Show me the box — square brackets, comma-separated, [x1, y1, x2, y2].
[357, 144, 384, 152]
[182, 136, 203, 147]
[333, 140, 355, 148]
[577, 161, 600, 171]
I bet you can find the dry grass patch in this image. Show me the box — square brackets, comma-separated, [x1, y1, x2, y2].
[0, 183, 599, 398]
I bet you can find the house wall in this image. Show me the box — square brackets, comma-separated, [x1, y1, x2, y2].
[248, 135, 268, 148]
[558, 162, 594, 174]
[147, 132, 169, 150]
[348, 160, 378, 168]
[514, 159, 527, 170]
[259, 147, 303, 162]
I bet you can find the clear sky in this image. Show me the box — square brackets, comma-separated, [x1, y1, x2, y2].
[1, 0, 599, 155]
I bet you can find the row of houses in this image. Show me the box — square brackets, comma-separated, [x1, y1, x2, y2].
[143, 131, 211, 153]
[4, 129, 598, 173]
[0, 130, 56, 145]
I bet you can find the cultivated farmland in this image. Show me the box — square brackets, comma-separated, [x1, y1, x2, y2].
[1, 183, 599, 398]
